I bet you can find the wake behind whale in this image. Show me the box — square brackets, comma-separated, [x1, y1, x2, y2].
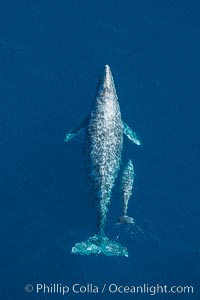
[65, 65, 140, 256]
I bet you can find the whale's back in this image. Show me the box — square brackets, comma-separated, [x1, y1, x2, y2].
[86, 90, 123, 198]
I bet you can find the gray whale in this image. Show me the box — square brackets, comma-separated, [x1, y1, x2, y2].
[65, 65, 140, 256]
[118, 159, 135, 224]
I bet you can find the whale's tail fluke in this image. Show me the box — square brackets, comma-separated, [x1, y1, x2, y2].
[71, 234, 128, 257]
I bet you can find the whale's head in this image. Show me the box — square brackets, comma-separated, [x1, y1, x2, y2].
[102, 65, 113, 91]
[103, 65, 112, 89]
[96, 65, 116, 100]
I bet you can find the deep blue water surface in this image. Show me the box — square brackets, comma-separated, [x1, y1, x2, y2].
[0, 1, 200, 299]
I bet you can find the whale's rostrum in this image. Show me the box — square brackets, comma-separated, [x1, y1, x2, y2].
[64, 65, 141, 256]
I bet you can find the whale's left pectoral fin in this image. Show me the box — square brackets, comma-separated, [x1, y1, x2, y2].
[64, 117, 88, 143]
[123, 122, 141, 145]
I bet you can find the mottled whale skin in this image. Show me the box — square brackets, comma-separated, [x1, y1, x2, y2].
[86, 65, 123, 231]
[118, 159, 135, 224]
[64, 65, 140, 256]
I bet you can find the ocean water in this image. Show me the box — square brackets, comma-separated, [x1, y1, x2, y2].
[0, 0, 200, 299]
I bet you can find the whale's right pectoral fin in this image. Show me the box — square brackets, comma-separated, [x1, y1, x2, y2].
[123, 122, 141, 145]
[64, 117, 88, 143]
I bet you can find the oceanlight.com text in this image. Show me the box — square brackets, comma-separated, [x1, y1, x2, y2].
[25, 283, 194, 296]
